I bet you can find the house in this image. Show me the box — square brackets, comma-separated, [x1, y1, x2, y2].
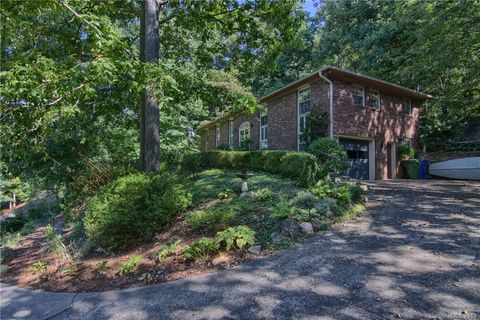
[197, 66, 431, 180]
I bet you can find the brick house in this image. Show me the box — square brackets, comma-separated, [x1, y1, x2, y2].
[198, 66, 431, 180]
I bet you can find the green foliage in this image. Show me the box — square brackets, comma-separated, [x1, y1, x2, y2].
[183, 238, 219, 261]
[96, 261, 108, 272]
[270, 198, 291, 220]
[310, 179, 351, 207]
[254, 188, 274, 202]
[397, 145, 415, 159]
[215, 226, 255, 251]
[44, 224, 72, 262]
[186, 208, 235, 233]
[302, 110, 329, 144]
[315, 198, 341, 218]
[29, 261, 48, 276]
[217, 189, 235, 200]
[0, 177, 33, 205]
[349, 185, 366, 204]
[157, 240, 182, 262]
[291, 191, 318, 213]
[308, 138, 348, 178]
[117, 255, 142, 277]
[84, 173, 192, 250]
[185, 151, 320, 187]
[1, 216, 28, 236]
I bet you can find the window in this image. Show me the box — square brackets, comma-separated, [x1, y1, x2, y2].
[402, 138, 412, 146]
[227, 119, 234, 149]
[352, 85, 365, 106]
[366, 89, 380, 109]
[298, 87, 311, 151]
[215, 125, 220, 147]
[260, 110, 268, 149]
[239, 122, 250, 149]
[402, 98, 412, 116]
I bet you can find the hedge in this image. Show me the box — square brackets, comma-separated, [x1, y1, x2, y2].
[182, 151, 321, 187]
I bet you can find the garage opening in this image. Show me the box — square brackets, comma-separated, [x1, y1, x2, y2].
[339, 138, 370, 180]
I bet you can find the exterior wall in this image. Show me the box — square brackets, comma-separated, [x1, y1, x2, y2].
[332, 79, 421, 179]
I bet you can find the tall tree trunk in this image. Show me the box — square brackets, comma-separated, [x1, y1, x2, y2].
[140, 0, 160, 173]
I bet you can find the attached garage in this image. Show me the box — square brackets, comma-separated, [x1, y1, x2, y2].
[339, 138, 373, 180]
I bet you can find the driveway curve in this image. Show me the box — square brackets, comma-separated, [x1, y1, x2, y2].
[2, 180, 479, 320]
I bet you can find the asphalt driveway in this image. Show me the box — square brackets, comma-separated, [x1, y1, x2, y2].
[1, 180, 479, 320]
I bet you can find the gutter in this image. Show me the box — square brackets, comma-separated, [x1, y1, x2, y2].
[318, 68, 334, 138]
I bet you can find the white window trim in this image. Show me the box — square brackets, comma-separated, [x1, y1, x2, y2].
[238, 121, 250, 145]
[297, 86, 311, 151]
[259, 110, 268, 150]
[353, 84, 365, 107]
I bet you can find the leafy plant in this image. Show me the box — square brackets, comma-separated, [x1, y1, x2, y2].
[157, 240, 182, 262]
[254, 188, 274, 202]
[183, 238, 219, 261]
[398, 145, 415, 159]
[218, 189, 235, 200]
[96, 261, 108, 272]
[29, 261, 48, 276]
[310, 179, 351, 207]
[186, 207, 235, 233]
[270, 198, 291, 219]
[85, 173, 192, 250]
[315, 198, 341, 218]
[308, 138, 348, 178]
[349, 185, 366, 204]
[116, 255, 142, 277]
[215, 226, 255, 251]
[44, 225, 72, 262]
[291, 191, 318, 214]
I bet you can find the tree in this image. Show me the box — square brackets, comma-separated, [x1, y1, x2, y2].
[140, 0, 160, 173]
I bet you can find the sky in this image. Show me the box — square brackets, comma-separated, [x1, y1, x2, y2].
[302, 0, 318, 16]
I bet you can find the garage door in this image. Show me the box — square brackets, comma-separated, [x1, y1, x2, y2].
[339, 139, 369, 180]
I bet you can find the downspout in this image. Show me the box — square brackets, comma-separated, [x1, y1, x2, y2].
[318, 68, 334, 138]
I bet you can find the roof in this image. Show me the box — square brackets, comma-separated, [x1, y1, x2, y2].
[198, 66, 432, 130]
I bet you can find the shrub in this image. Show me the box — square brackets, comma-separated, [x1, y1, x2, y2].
[315, 198, 341, 218]
[350, 185, 366, 204]
[186, 207, 235, 233]
[311, 179, 351, 207]
[84, 172, 192, 250]
[398, 144, 415, 159]
[29, 261, 48, 275]
[157, 240, 182, 262]
[291, 191, 318, 214]
[254, 188, 274, 202]
[96, 261, 108, 272]
[183, 238, 219, 260]
[182, 151, 320, 187]
[1, 215, 27, 236]
[308, 138, 348, 178]
[117, 255, 142, 277]
[215, 226, 255, 251]
[218, 189, 234, 200]
[182, 152, 202, 176]
[44, 225, 72, 262]
[270, 198, 291, 219]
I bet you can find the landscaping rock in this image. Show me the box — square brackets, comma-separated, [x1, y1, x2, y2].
[0, 247, 15, 265]
[212, 255, 230, 267]
[311, 221, 323, 232]
[300, 222, 313, 234]
[247, 245, 261, 254]
[281, 219, 302, 239]
[271, 232, 288, 244]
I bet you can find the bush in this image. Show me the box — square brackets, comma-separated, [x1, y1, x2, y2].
[398, 145, 415, 159]
[350, 185, 366, 204]
[215, 226, 255, 251]
[157, 240, 182, 262]
[308, 138, 348, 178]
[254, 188, 274, 202]
[291, 191, 318, 213]
[315, 198, 341, 218]
[117, 255, 142, 277]
[270, 198, 291, 219]
[186, 207, 235, 233]
[84, 172, 192, 250]
[183, 238, 219, 260]
[310, 179, 351, 207]
[218, 189, 235, 200]
[1, 215, 27, 236]
[183, 151, 320, 187]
